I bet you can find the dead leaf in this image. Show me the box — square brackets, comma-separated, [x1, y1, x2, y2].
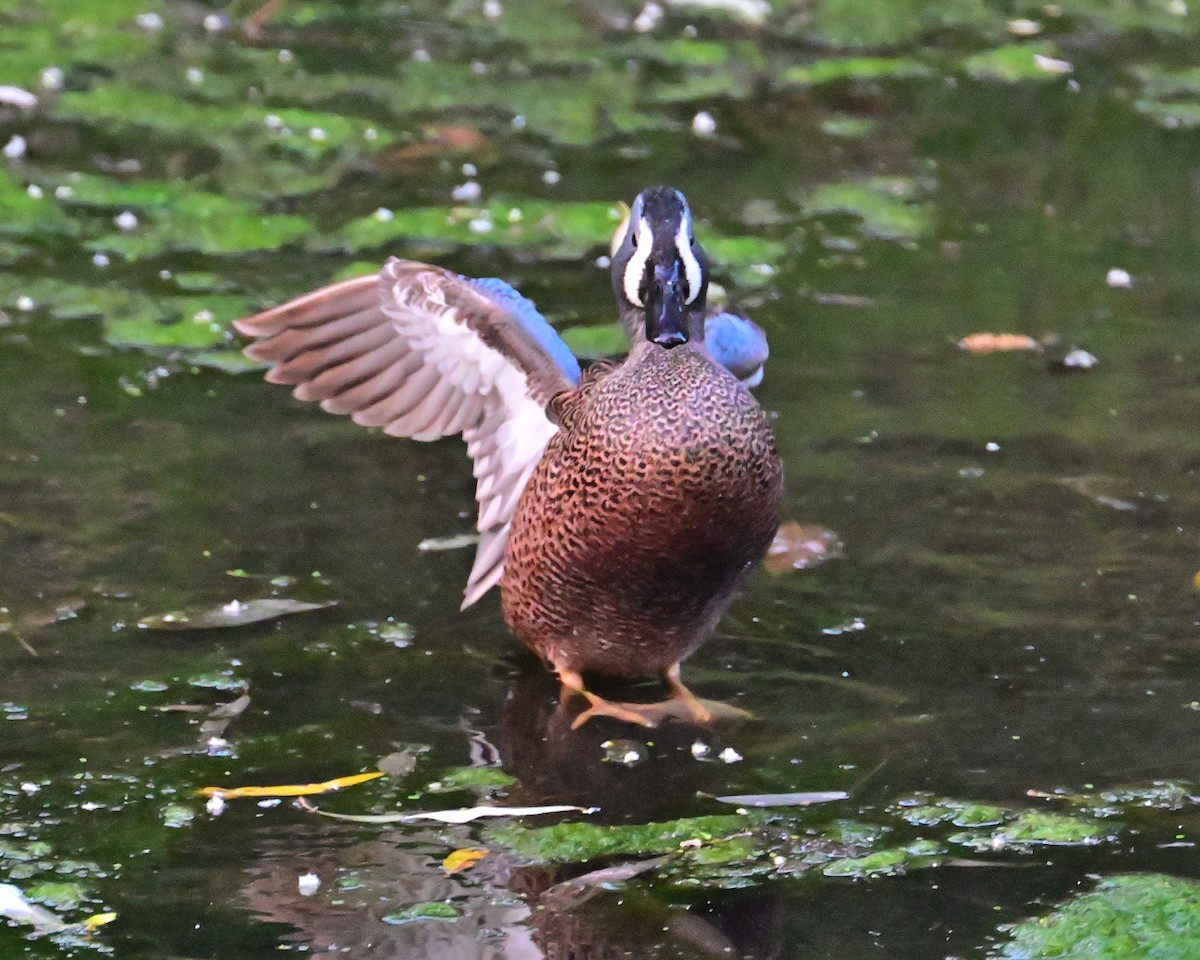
[542, 856, 671, 910]
[764, 521, 844, 574]
[956, 333, 1041, 354]
[442, 848, 489, 875]
[307, 803, 593, 824]
[372, 125, 492, 174]
[138, 598, 336, 630]
[417, 533, 480, 552]
[0, 883, 66, 934]
[197, 770, 383, 799]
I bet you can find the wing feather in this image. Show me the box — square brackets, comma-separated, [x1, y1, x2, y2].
[233, 259, 580, 607]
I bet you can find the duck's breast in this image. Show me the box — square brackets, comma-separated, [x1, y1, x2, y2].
[501, 343, 783, 676]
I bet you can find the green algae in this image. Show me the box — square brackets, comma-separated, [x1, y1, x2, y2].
[429, 766, 518, 794]
[784, 56, 936, 88]
[961, 42, 1066, 83]
[488, 813, 762, 864]
[951, 811, 1114, 852]
[381, 901, 461, 924]
[336, 199, 624, 258]
[992, 874, 1200, 959]
[803, 178, 931, 241]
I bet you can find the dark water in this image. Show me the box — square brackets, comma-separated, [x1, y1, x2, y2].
[3, 2, 1200, 957]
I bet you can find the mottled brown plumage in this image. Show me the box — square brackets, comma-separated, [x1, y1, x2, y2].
[502, 341, 782, 679]
[233, 186, 784, 727]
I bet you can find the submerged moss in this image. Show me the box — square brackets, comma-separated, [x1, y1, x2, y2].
[785, 56, 935, 87]
[429, 766, 518, 793]
[992, 874, 1200, 959]
[381, 901, 461, 924]
[961, 43, 1064, 83]
[952, 810, 1113, 852]
[803, 178, 930, 241]
[488, 814, 763, 864]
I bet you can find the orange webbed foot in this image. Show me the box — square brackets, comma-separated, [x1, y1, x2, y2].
[555, 663, 750, 730]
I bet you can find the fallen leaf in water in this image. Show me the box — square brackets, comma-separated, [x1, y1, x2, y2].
[715, 791, 849, 807]
[956, 333, 1041, 354]
[1061, 477, 1137, 512]
[541, 856, 671, 910]
[0, 883, 66, 933]
[308, 803, 593, 824]
[442, 848, 489, 875]
[82, 912, 117, 931]
[764, 521, 844, 574]
[138, 598, 336, 630]
[1058, 347, 1099, 370]
[416, 532, 480, 552]
[197, 771, 383, 799]
[371, 125, 492, 174]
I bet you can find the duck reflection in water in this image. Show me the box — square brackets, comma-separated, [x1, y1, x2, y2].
[235, 187, 783, 727]
[235, 670, 776, 960]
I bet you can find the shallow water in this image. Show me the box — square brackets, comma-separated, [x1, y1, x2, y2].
[3, 2, 1200, 957]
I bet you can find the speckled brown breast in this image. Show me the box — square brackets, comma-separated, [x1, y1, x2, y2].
[500, 340, 784, 677]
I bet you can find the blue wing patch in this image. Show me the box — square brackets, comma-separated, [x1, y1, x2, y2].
[704, 311, 769, 387]
[468, 277, 582, 387]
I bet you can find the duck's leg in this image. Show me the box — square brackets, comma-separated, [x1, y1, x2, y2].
[556, 662, 748, 730]
[556, 666, 660, 729]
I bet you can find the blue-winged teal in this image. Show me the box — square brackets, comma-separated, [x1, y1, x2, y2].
[234, 186, 784, 727]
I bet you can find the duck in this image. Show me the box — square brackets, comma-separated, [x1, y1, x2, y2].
[233, 186, 784, 727]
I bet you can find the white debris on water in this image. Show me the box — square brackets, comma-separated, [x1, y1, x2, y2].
[451, 180, 482, 203]
[692, 110, 717, 137]
[1034, 53, 1073, 75]
[1007, 18, 1041, 35]
[297, 872, 321, 896]
[3, 135, 26, 160]
[40, 68, 64, 92]
[633, 2, 664, 32]
[1106, 267, 1132, 288]
[0, 86, 38, 109]
[665, 0, 770, 26]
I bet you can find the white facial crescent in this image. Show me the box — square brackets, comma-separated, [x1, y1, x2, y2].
[622, 217, 653, 308]
[675, 216, 702, 304]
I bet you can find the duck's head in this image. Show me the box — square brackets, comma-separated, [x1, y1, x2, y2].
[611, 186, 708, 349]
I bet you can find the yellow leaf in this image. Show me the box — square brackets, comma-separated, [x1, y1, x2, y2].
[1193, 570, 1200, 590]
[196, 771, 383, 799]
[956, 332, 1041, 354]
[442, 847, 489, 875]
[83, 912, 117, 931]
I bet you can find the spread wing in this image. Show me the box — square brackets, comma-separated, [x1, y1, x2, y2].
[233, 258, 581, 608]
